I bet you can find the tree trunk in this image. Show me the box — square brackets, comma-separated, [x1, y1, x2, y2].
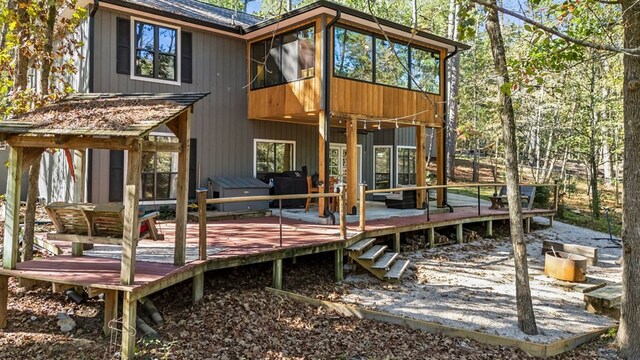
[13, 0, 30, 91]
[485, 0, 538, 335]
[617, 0, 640, 357]
[445, 0, 460, 181]
[588, 53, 600, 220]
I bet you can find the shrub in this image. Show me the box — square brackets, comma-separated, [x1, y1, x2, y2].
[533, 185, 551, 209]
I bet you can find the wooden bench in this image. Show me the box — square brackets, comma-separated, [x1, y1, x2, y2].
[490, 186, 536, 210]
[45, 202, 163, 245]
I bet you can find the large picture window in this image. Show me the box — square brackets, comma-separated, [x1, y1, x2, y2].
[397, 147, 416, 186]
[374, 146, 392, 189]
[333, 25, 440, 94]
[334, 26, 373, 82]
[254, 140, 295, 178]
[250, 25, 315, 90]
[134, 20, 179, 82]
[141, 135, 179, 200]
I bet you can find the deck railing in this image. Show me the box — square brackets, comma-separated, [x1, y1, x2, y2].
[358, 182, 560, 231]
[196, 189, 347, 260]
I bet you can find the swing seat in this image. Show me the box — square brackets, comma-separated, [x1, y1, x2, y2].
[45, 202, 164, 245]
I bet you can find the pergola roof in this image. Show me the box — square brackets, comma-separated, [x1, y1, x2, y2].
[0, 93, 209, 139]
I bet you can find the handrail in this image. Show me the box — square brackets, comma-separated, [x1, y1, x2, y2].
[195, 189, 347, 261]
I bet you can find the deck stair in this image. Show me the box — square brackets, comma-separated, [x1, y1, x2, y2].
[346, 238, 410, 281]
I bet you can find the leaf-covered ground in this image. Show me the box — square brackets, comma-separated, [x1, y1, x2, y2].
[0, 253, 620, 359]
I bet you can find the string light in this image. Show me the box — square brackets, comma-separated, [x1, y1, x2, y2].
[395, 120, 399, 128]
[378, 120, 381, 129]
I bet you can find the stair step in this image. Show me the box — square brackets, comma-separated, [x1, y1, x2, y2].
[359, 245, 388, 261]
[385, 259, 410, 280]
[347, 238, 376, 252]
[371, 252, 399, 270]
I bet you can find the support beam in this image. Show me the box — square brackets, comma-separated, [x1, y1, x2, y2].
[3, 147, 23, 270]
[0, 275, 7, 328]
[346, 116, 358, 215]
[121, 291, 137, 360]
[525, 218, 531, 233]
[416, 125, 427, 209]
[394, 233, 401, 253]
[436, 127, 445, 207]
[174, 111, 191, 266]
[428, 228, 435, 248]
[457, 223, 463, 244]
[120, 142, 141, 285]
[486, 220, 493, 237]
[197, 190, 207, 260]
[318, 110, 327, 217]
[335, 248, 344, 281]
[72, 150, 86, 256]
[549, 216, 554, 227]
[272, 258, 283, 290]
[103, 289, 118, 337]
[192, 272, 204, 304]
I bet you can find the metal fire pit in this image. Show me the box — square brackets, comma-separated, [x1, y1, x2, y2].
[544, 251, 587, 282]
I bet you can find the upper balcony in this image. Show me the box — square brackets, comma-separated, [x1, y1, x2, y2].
[246, 15, 447, 129]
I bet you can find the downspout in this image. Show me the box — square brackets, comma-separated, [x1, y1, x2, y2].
[86, 0, 99, 202]
[441, 46, 458, 211]
[322, 10, 341, 216]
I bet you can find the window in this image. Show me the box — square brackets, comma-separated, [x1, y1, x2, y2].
[250, 25, 315, 90]
[333, 25, 441, 94]
[133, 19, 179, 82]
[373, 146, 392, 189]
[334, 26, 373, 82]
[254, 140, 295, 178]
[141, 135, 179, 200]
[375, 38, 409, 88]
[411, 47, 440, 94]
[397, 147, 416, 186]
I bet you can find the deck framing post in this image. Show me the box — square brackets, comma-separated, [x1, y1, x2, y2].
[394, 233, 401, 252]
[436, 125, 445, 207]
[525, 218, 531, 233]
[416, 125, 427, 209]
[121, 291, 137, 360]
[486, 220, 493, 237]
[0, 275, 8, 328]
[174, 111, 191, 266]
[193, 271, 204, 304]
[3, 146, 23, 270]
[358, 184, 366, 231]
[428, 228, 435, 248]
[318, 110, 327, 216]
[273, 258, 283, 290]
[339, 185, 347, 239]
[103, 289, 118, 336]
[549, 215, 554, 227]
[346, 115, 358, 215]
[72, 149, 86, 257]
[457, 223, 463, 244]
[197, 190, 207, 260]
[335, 247, 344, 281]
[120, 141, 141, 285]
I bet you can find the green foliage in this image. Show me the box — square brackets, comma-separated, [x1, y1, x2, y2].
[532, 185, 551, 209]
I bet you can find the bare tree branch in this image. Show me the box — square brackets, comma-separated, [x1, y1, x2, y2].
[469, 0, 639, 55]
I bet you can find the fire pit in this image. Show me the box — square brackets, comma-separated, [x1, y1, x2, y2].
[544, 251, 587, 282]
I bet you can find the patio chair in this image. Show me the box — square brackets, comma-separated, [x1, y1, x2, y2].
[45, 202, 163, 245]
[304, 176, 319, 212]
[493, 186, 536, 210]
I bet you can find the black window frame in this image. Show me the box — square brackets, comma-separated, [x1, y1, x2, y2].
[250, 24, 316, 90]
[133, 20, 179, 82]
[254, 140, 296, 178]
[141, 135, 180, 201]
[397, 147, 417, 186]
[332, 24, 441, 95]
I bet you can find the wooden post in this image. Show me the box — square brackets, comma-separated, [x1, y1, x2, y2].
[525, 218, 531, 233]
[192, 272, 204, 304]
[272, 258, 283, 290]
[197, 190, 207, 260]
[553, 181, 560, 210]
[120, 142, 141, 285]
[174, 111, 191, 266]
[72, 150, 86, 256]
[486, 220, 493, 237]
[0, 275, 7, 328]
[358, 184, 366, 231]
[457, 223, 463, 244]
[416, 125, 426, 209]
[3, 146, 23, 270]
[346, 116, 358, 215]
[339, 186, 347, 239]
[318, 110, 327, 217]
[436, 127, 445, 207]
[394, 233, 401, 253]
[121, 291, 137, 360]
[103, 289, 118, 336]
[335, 248, 344, 281]
[428, 228, 435, 248]
[549, 216, 554, 227]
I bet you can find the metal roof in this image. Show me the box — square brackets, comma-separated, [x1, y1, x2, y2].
[0, 92, 209, 138]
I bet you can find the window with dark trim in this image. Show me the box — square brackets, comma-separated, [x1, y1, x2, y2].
[250, 25, 315, 90]
[397, 147, 416, 186]
[374, 146, 392, 189]
[254, 140, 295, 178]
[141, 135, 179, 200]
[333, 25, 441, 95]
[134, 20, 178, 81]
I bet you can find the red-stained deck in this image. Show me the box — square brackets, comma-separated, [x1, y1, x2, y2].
[0, 206, 555, 295]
